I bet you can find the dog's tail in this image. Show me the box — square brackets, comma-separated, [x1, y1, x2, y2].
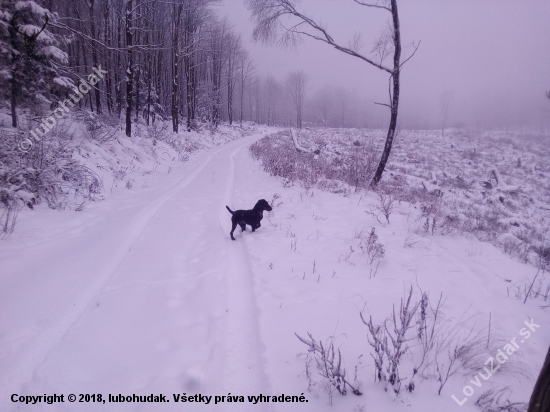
[226, 206, 234, 215]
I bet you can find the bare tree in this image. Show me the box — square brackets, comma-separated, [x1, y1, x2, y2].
[125, 0, 134, 137]
[286, 70, 307, 128]
[209, 19, 229, 127]
[336, 87, 348, 127]
[171, 1, 183, 133]
[246, 0, 419, 185]
[225, 32, 241, 125]
[264, 75, 281, 125]
[313, 86, 334, 126]
[182, 0, 211, 132]
[238, 50, 253, 127]
[88, 0, 102, 114]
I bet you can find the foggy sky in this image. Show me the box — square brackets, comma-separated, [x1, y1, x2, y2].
[216, 0, 550, 130]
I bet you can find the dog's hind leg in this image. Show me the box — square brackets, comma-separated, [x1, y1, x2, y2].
[230, 221, 237, 240]
[239, 222, 246, 232]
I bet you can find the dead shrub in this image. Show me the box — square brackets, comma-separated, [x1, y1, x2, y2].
[296, 332, 362, 404]
[0, 129, 102, 230]
[359, 228, 385, 264]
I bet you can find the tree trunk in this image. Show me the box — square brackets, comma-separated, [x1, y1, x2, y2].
[171, 3, 182, 133]
[227, 49, 236, 125]
[82, 48, 94, 112]
[115, 5, 122, 118]
[10, 79, 17, 128]
[134, 15, 141, 123]
[184, 56, 196, 132]
[125, 0, 133, 137]
[240, 83, 244, 127]
[528, 346, 550, 412]
[183, 5, 196, 132]
[212, 38, 222, 127]
[228, 83, 234, 124]
[135, 67, 140, 122]
[371, 0, 401, 186]
[146, 36, 152, 126]
[103, 0, 113, 116]
[89, 0, 101, 114]
[155, 47, 162, 124]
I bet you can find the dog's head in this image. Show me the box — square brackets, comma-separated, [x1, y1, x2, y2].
[254, 199, 273, 212]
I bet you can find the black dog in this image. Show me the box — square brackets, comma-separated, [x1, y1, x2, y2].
[226, 199, 272, 240]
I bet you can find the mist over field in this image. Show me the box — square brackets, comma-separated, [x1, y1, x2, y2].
[219, 0, 550, 130]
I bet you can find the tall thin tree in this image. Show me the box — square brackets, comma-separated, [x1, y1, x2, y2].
[285, 70, 307, 129]
[238, 50, 253, 127]
[171, 2, 183, 133]
[246, 0, 419, 185]
[125, 0, 134, 136]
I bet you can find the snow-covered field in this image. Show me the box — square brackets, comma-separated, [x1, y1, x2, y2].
[1, 127, 549, 412]
[252, 128, 550, 273]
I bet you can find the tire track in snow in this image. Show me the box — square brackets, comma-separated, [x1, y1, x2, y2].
[0, 141, 251, 404]
[216, 143, 273, 412]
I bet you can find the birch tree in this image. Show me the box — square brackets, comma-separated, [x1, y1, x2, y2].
[246, 0, 419, 185]
[286, 70, 307, 129]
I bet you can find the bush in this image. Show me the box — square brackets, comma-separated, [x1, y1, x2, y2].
[361, 287, 530, 397]
[0, 129, 101, 234]
[295, 332, 362, 404]
[249, 130, 379, 191]
[359, 228, 385, 264]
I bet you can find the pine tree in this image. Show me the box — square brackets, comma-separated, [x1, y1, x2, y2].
[0, 1, 72, 127]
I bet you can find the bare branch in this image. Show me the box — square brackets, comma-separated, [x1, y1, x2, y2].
[348, 31, 363, 53]
[353, 0, 391, 12]
[400, 40, 421, 68]
[247, 0, 393, 74]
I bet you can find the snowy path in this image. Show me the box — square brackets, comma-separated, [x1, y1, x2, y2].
[1, 134, 271, 412]
[215, 145, 272, 411]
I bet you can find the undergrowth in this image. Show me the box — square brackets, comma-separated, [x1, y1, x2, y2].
[250, 128, 550, 279]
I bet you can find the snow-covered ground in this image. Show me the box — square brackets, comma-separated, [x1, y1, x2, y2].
[1, 128, 548, 412]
